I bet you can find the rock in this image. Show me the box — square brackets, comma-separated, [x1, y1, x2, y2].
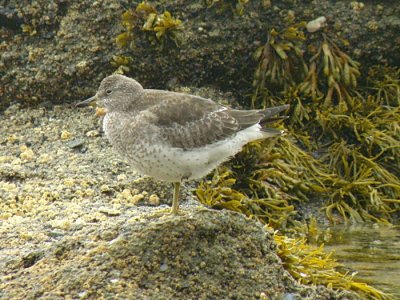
[306, 16, 327, 33]
[85, 130, 100, 137]
[0, 208, 357, 299]
[1, 1, 399, 110]
[60, 130, 72, 140]
[66, 138, 85, 149]
[19, 145, 35, 161]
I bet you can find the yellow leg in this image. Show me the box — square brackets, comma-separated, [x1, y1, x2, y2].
[171, 182, 181, 214]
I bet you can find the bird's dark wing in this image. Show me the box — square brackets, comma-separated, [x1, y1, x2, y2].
[144, 90, 287, 149]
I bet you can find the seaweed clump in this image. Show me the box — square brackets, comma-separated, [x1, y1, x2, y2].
[252, 23, 308, 107]
[197, 138, 328, 228]
[112, 2, 183, 73]
[247, 22, 400, 224]
[116, 1, 182, 49]
[297, 36, 361, 111]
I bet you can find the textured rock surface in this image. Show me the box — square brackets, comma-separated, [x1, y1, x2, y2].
[0, 207, 357, 299]
[1, 0, 399, 109]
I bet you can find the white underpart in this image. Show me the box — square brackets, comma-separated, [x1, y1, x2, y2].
[183, 124, 268, 180]
[131, 124, 275, 182]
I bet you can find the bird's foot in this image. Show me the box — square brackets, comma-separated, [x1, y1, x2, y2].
[170, 206, 185, 215]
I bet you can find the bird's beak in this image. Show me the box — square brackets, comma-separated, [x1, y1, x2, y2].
[76, 95, 97, 107]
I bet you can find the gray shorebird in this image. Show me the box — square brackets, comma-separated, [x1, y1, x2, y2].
[77, 74, 288, 214]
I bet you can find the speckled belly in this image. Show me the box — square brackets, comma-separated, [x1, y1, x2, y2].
[118, 144, 195, 182]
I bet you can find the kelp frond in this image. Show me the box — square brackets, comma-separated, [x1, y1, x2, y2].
[252, 23, 307, 108]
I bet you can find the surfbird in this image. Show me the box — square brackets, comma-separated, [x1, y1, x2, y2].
[77, 74, 289, 214]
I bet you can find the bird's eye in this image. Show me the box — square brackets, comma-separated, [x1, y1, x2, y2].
[106, 89, 112, 95]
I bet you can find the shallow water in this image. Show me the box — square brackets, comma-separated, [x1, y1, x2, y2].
[324, 225, 400, 298]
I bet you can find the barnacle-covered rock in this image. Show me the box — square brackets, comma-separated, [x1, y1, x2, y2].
[0, 206, 360, 299]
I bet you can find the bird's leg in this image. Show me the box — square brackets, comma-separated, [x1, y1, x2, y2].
[171, 182, 181, 214]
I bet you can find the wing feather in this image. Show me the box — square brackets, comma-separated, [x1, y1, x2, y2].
[143, 90, 287, 149]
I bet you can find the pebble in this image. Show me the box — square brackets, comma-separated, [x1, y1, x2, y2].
[60, 130, 72, 140]
[99, 207, 121, 216]
[86, 130, 100, 137]
[19, 145, 35, 161]
[95, 107, 106, 116]
[66, 138, 85, 149]
[306, 16, 327, 33]
[149, 194, 160, 206]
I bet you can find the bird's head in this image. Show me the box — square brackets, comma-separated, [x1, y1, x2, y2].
[77, 74, 144, 112]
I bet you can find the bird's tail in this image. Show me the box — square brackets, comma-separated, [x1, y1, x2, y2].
[259, 104, 289, 137]
[260, 104, 290, 124]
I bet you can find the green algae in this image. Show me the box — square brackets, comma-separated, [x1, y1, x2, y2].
[197, 94, 400, 225]
[196, 163, 296, 228]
